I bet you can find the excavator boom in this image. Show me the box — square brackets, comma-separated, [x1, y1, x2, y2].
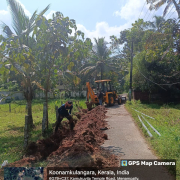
[86, 82, 98, 109]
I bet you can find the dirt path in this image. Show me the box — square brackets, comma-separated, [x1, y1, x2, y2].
[101, 104, 175, 180]
[101, 104, 157, 159]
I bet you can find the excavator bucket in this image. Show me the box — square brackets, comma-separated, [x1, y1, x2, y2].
[85, 101, 93, 110]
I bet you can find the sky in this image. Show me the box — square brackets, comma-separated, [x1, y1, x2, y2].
[0, 0, 178, 43]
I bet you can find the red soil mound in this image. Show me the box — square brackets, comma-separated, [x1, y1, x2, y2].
[0, 105, 118, 180]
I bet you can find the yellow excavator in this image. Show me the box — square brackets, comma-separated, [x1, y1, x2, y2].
[86, 79, 123, 109]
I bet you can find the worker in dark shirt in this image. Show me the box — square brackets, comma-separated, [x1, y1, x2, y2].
[97, 89, 104, 105]
[55, 101, 74, 133]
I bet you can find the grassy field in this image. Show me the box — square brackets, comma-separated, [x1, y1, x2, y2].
[0, 98, 87, 166]
[125, 100, 180, 179]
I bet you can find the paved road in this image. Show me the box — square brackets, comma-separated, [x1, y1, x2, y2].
[101, 104, 175, 180]
[102, 104, 156, 159]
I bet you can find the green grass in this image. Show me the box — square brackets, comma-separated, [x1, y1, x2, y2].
[125, 100, 180, 179]
[0, 98, 87, 165]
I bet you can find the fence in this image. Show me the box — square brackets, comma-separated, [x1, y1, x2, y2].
[0, 90, 87, 104]
[34, 90, 86, 99]
[0, 91, 25, 104]
[133, 90, 180, 103]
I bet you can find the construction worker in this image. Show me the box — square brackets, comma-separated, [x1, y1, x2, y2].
[97, 89, 103, 105]
[55, 101, 74, 133]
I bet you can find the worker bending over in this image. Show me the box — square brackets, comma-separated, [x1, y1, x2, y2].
[55, 101, 74, 133]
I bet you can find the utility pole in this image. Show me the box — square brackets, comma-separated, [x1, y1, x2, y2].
[129, 40, 133, 101]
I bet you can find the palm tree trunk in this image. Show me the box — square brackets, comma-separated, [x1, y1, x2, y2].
[172, 0, 180, 18]
[23, 77, 33, 127]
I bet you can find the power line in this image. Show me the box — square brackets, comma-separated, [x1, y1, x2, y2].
[141, 5, 176, 52]
[144, 5, 176, 55]
[143, 8, 149, 20]
[138, 0, 146, 19]
[146, 8, 154, 21]
[148, 3, 175, 23]
[133, 51, 180, 88]
[134, 61, 167, 91]
[168, 9, 176, 19]
[159, 82, 180, 86]
[150, 5, 175, 30]
[144, 7, 153, 22]
[127, 3, 179, 92]
[162, 5, 175, 21]
[148, 9, 156, 22]
[133, 4, 178, 55]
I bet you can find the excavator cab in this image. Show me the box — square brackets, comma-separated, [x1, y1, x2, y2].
[86, 79, 122, 109]
[95, 80, 112, 93]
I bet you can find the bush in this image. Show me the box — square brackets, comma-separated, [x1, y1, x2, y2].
[15, 96, 19, 100]
[5, 98, 12, 103]
[126, 100, 132, 105]
[80, 92, 85, 98]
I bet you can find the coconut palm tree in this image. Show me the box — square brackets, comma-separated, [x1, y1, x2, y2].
[79, 37, 120, 81]
[148, 16, 166, 32]
[0, 0, 50, 127]
[147, 0, 180, 18]
[1, 0, 50, 47]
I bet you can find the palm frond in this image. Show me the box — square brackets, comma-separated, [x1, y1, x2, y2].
[7, 57, 26, 77]
[163, 0, 173, 17]
[38, 4, 50, 17]
[103, 63, 120, 73]
[6, 0, 29, 35]
[29, 10, 37, 24]
[63, 71, 74, 81]
[63, 71, 81, 85]
[148, 21, 156, 29]
[154, 0, 166, 10]
[94, 38, 98, 45]
[148, 0, 159, 11]
[81, 68, 97, 82]
[78, 62, 94, 71]
[91, 48, 98, 57]
[0, 22, 14, 38]
[79, 66, 96, 74]
[93, 37, 110, 60]
[28, 10, 38, 31]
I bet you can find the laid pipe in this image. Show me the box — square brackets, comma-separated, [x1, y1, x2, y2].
[138, 115, 153, 137]
[141, 115, 161, 136]
[132, 108, 155, 119]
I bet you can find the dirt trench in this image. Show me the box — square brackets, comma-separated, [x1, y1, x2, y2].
[0, 105, 118, 180]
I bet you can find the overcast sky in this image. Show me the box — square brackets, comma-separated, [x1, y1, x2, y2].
[0, 0, 178, 43]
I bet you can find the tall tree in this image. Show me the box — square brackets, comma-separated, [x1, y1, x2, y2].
[80, 37, 121, 81]
[32, 12, 77, 128]
[123, 18, 180, 95]
[147, 16, 166, 32]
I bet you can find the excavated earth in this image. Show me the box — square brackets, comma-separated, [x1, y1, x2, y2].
[0, 105, 118, 180]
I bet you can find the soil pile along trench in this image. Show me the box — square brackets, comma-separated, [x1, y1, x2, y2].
[0, 105, 118, 180]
